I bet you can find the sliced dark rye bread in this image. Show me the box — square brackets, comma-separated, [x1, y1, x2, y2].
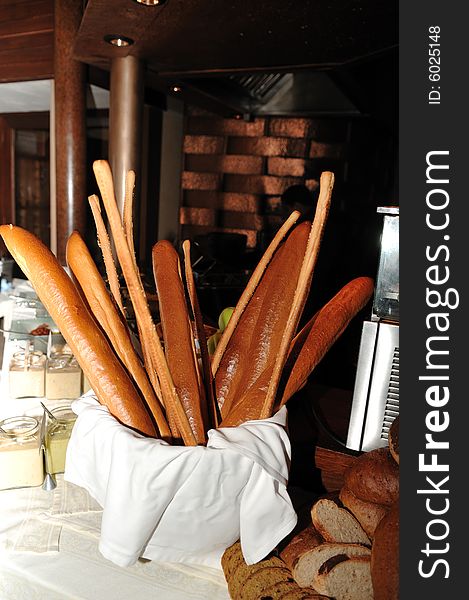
[339, 486, 389, 540]
[231, 557, 288, 600]
[276, 589, 330, 600]
[313, 555, 373, 600]
[241, 566, 296, 600]
[256, 579, 326, 600]
[222, 541, 246, 583]
[310, 497, 370, 546]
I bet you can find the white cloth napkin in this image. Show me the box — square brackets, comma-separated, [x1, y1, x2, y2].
[64, 394, 298, 569]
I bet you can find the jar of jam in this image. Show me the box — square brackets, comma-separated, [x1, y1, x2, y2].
[0, 416, 44, 490]
[45, 404, 77, 474]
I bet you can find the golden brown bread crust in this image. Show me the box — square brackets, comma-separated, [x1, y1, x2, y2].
[339, 486, 389, 540]
[280, 277, 374, 405]
[152, 240, 207, 444]
[388, 416, 400, 465]
[279, 525, 324, 573]
[217, 222, 311, 422]
[66, 231, 170, 439]
[371, 501, 399, 600]
[343, 448, 399, 507]
[0, 224, 157, 437]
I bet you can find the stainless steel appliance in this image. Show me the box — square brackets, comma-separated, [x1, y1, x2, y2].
[346, 207, 399, 452]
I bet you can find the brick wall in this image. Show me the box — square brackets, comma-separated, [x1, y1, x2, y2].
[180, 110, 350, 250]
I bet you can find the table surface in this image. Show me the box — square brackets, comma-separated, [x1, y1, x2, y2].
[0, 476, 230, 600]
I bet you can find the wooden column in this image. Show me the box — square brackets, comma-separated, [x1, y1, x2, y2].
[54, 0, 87, 264]
[108, 55, 144, 221]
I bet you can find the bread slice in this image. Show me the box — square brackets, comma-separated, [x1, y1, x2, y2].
[256, 580, 308, 599]
[313, 555, 373, 600]
[280, 525, 323, 572]
[256, 580, 327, 599]
[232, 556, 287, 599]
[241, 566, 296, 600]
[311, 498, 370, 545]
[291, 541, 371, 588]
[339, 486, 388, 539]
[277, 590, 329, 600]
[221, 541, 245, 582]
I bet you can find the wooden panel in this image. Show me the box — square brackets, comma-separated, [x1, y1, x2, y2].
[0, 117, 14, 230]
[0, 0, 54, 82]
[73, 0, 397, 75]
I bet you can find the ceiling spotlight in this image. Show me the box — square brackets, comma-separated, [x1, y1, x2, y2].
[171, 86, 182, 93]
[133, 0, 167, 6]
[104, 35, 134, 47]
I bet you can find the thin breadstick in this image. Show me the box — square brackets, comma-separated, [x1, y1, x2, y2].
[211, 210, 301, 376]
[124, 169, 136, 263]
[259, 171, 334, 419]
[93, 159, 197, 446]
[183, 240, 220, 429]
[88, 194, 125, 316]
[66, 231, 171, 440]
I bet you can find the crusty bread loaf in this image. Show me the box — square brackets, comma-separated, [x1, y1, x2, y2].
[371, 501, 399, 600]
[0, 224, 157, 437]
[343, 447, 399, 507]
[152, 240, 207, 443]
[339, 486, 389, 540]
[217, 222, 311, 421]
[310, 498, 370, 546]
[66, 231, 170, 439]
[280, 277, 374, 405]
[313, 555, 373, 600]
[388, 416, 399, 465]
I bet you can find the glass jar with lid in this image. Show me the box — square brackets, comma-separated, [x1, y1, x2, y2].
[9, 350, 46, 398]
[45, 404, 77, 474]
[0, 416, 44, 490]
[45, 351, 82, 400]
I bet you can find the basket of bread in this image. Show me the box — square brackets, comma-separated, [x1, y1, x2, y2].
[0, 161, 375, 571]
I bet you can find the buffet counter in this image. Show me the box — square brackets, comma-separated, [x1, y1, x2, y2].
[0, 475, 230, 600]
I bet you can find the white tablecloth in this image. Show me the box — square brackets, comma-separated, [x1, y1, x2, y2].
[0, 476, 230, 600]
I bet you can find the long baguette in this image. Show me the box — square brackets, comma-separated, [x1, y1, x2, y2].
[0, 224, 157, 437]
[93, 160, 197, 446]
[66, 230, 171, 440]
[217, 221, 311, 421]
[211, 209, 301, 376]
[279, 276, 374, 405]
[152, 240, 207, 444]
